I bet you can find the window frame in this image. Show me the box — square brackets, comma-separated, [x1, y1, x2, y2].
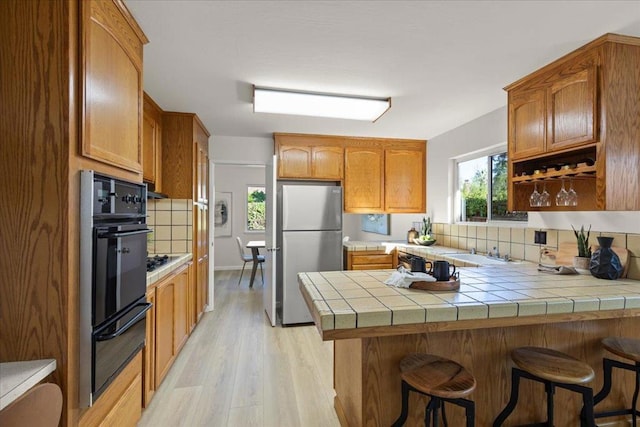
[453, 145, 526, 226]
[245, 184, 266, 233]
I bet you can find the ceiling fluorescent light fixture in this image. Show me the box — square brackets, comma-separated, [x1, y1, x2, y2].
[253, 86, 391, 122]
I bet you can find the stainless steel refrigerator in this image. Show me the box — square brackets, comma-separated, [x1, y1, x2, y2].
[277, 183, 342, 325]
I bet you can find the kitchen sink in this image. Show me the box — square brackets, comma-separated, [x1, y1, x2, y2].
[446, 253, 520, 266]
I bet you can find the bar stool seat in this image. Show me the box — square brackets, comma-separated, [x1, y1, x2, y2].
[494, 346, 596, 427]
[392, 353, 476, 426]
[594, 337, 640, 426]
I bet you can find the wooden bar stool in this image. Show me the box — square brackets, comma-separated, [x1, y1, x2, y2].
[594, 337, 640, 426]
[493, 346, 596, 427]
[392, 353, 476, 427]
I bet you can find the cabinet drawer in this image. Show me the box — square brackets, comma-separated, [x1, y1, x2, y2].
[351, 254, 393, 265]
[352, 263, 393, 270]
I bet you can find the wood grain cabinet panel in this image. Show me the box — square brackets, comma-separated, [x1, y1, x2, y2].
[143, 288, 156, 407]
[384, 148, 425, 212]
[506, 34, 640, 211]
[311, 145, 343, 180]
[173, 266, 189, 354]
[154, 277, 175, 388]
[277, 142, 344, 180]
[344, 146, 384, 213]
[81, 0, 148, 173]
[344, 250, 397, 270]
[99, 373, 142, 427]
[547, 66, 597, 151]
[278, 145, 312, 178]
[508, 89, 546, 160]
[142, 93, 163, 189]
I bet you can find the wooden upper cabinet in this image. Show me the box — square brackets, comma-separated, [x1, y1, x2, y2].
[275, 135, 344, 180]
[508, 89, 546, 160]
[344, 146, 384, 213]
[385, 147, 426, 212]
[547, 66, 597, 151]
[311, 146, 343, 180]
[506, 34, 640, 212]
[143, 93, 163, 189]
[278, 145, 312, 178]
[81, 0, 148, 173]
[161, 113, 210, 200]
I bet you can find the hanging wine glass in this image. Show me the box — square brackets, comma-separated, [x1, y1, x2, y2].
[540, 182, 551, 207]
[567, 178, 578, 206]
[529, 182, 541, 207]
[556, 178, 568, 206]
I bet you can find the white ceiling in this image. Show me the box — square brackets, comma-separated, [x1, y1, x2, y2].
[126, 1, 640, 141]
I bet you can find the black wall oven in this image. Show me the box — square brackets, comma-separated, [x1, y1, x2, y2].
[80, 170, 151, 407]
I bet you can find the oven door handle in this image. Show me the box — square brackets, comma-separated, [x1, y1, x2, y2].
[97, 229, 152, 239]
[95, 303, 152, 341]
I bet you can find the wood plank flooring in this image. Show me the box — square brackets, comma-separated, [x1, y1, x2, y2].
[138, 270, 340, 427]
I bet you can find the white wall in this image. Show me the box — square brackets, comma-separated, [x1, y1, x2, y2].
[211, 135, 273, 165]
[426, 106, 508, 223]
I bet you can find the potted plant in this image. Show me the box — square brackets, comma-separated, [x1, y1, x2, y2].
[571, 224, 592, 270]
[414, 217, 436, 246]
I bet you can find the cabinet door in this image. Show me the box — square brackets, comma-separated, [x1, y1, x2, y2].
[143, 289, 156, 407]
[82, 0, 145, 172]
[508, 89, 547, 160]
[173, 268, 189, 354]
[311, 146, 343, 180]
[278, 145, 312, 178]
[384, 148, 425, 212]
[155, 279, 175, 386]
[547, 67, 597, 151]
[197, 257, 209, 318]
[344, 146, 384, 213]
[99, 374, 142, 427]
[142, 94, 162, 188]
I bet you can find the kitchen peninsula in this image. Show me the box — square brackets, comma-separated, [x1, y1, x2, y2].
[299, 263, 640, 426]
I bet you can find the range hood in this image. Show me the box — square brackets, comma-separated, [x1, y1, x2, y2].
[147, 190, 168, 199]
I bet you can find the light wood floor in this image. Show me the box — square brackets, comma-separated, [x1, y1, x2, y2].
[138, 270, 340, 427]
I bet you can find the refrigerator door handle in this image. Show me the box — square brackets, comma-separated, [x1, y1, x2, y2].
[267, 247, 280, 252]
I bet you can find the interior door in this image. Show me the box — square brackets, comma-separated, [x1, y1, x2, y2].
[264, 155, 278, 326]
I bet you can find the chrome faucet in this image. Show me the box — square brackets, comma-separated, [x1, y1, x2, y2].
[491, 246, 500, 258]
[470, 247, 476, 254]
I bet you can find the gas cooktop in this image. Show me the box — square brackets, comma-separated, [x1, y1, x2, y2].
[146, 255, 169, 272]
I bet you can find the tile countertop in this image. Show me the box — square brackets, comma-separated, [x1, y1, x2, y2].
[298, 262, 640, 340]
[146, 253, 193, 287]
[0, 359, 56, 410]
[343, 241, 469, 256]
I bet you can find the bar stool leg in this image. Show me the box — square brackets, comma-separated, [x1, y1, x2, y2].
[392, 380, 410, 427]
[425, 397, 439, 427]
[594, 358, 614, 405]
[493, 368, 522, 427]
[579, 385, 596, 427]
[441, 400, 448, 427]
[632, 363, 639, 427]
[465, 400, 475, 427]
[545, 381, 555, 425]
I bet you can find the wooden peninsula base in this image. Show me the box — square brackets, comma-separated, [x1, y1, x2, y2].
[333, 314, 639, 426]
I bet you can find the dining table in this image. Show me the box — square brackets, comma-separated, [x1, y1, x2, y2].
[245, 240, 265, 287]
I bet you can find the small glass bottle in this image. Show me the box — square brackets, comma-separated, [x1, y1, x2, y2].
[407, 227, 419, 244]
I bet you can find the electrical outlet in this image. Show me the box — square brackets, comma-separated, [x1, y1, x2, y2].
[534, 230, 547, 245]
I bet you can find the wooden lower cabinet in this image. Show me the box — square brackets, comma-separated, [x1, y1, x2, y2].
[79, 352, 143, 427]
[146, 261, 194, 407]
[99, 373, 142, 427]
[344, 249, 397, 270]
[143, 288, 156, 407]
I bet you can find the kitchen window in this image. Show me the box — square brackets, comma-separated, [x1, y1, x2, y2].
[456, 151, 526, 222]
[246, 185, 266, 231]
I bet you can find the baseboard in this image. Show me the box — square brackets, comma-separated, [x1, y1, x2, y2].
[597, 418, 632, 427]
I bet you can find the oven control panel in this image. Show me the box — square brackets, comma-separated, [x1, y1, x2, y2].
[92, 173, 146, 217]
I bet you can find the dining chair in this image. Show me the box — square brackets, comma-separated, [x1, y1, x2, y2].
[0, 383, 62, 427]
[236, 237, 264, 286]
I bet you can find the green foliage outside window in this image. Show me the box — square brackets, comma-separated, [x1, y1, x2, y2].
[247, 188, 266, 231]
